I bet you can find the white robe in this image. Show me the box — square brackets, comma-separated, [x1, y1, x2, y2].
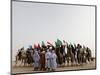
[50, 53, 57, 69]
[45, 51, 51, 68]
[33, 51, 40, 68]
[63, 42, 67, 54]
[65, 46, 68, 54]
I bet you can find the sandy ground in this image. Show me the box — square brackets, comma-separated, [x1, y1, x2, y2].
[11, 60, 96, 74]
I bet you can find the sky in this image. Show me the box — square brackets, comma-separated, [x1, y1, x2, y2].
[12, 1, 95, 60]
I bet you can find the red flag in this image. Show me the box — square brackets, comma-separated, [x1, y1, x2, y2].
[38, 43, 41, 48]
[47, 41, 53, 46]
[34, 44, 38, 48]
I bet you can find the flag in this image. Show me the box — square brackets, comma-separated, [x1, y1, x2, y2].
[47, 41, 53, 46]
[57, 39, 62, 46]
[55, 41, 59, 48]
[41, 41, 45, 47]
[29, 45, 32, 49]
[55, 42, 57, 46]
[38, 43, 41, 48]
[34, 44, 37, 49]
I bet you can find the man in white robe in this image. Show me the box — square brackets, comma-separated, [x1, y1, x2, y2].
[51, 50, 57, 71]
[45, 49, 51, 71]
[33, 50, 40, 70]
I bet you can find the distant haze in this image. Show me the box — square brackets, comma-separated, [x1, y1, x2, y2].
[12, 1, 95, 60]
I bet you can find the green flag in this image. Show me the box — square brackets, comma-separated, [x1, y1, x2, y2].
[57, 39, 62, 46]
[55, 41, 59, 48]
[42, 41, 45, 46]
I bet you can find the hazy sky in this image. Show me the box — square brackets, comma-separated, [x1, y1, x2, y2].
[12, 1, 95, 60]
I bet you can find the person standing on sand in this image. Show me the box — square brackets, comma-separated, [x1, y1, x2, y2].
[50, 50, 57, 71]
[45, 49, 52, 71]
[33, 50, 40, 70]
[40, 49, 46, 71]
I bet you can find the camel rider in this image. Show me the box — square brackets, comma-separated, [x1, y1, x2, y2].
[17, 49, 22, 60]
